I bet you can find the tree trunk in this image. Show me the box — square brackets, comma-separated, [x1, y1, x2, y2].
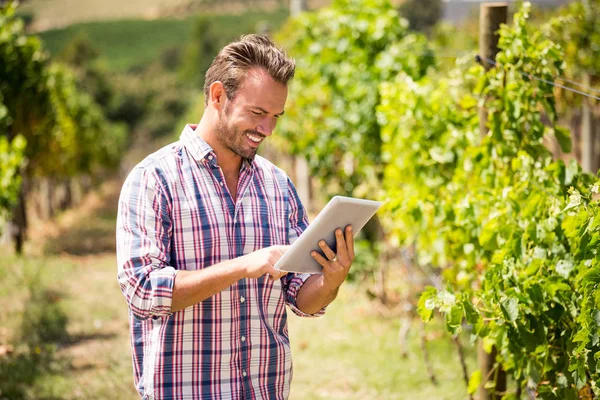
[477, 342, 507, 400]
[11, 180, 27, 255]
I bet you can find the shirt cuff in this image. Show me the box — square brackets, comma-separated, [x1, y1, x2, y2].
[285, 273, 326, 318]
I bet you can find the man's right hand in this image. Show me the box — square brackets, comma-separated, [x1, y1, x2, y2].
[240, 245, 289, 280]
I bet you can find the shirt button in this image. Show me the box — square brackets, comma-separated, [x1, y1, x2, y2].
[240, 296, 245, 303]
[208, 155, 213, 160]
[241, 336, 246, 342]
[242, 371, 247, 377]
[219, 181, 224, 186]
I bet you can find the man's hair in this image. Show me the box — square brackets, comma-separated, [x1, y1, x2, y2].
[203, 34, 295, 104]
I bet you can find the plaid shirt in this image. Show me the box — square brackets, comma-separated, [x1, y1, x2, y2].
[117, 124, 324, 400]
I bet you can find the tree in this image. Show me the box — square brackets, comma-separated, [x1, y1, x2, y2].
[178, 16, 222, 88]
[0, 2, 125, 252]
[0, 90, 25, 224]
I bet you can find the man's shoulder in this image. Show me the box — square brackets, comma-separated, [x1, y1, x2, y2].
[253, 155, 290, 183]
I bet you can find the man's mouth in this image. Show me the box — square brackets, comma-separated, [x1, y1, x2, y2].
[246, 132, 265, 145]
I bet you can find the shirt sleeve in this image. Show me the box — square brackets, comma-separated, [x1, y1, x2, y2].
[281, 176, 326, 318]
[116, 166, 176, 320]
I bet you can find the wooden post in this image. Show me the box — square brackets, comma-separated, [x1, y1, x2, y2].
[478, 3, 508, 138]
[478, 3, 508, 400]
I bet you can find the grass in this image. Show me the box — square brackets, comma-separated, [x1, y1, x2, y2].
[36, 9, 289, 72]
[288, 289, 476, 400]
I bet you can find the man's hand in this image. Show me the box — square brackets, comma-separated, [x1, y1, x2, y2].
[311, 225, 355, 291]
[240, 245, 290, 281]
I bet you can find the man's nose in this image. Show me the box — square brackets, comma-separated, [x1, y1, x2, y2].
[257, 118, 276, 136]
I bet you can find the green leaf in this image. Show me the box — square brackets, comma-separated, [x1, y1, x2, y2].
[500, 297, 519, 323]
[446, 305, 464, 334]
[554, 126, 572, 153]
[467, 370, 481, 395]
[462, 297, 480, 325]
[417, 286, 437, 322]
[580, 267, 600, 288]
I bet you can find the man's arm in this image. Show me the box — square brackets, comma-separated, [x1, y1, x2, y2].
[117, 166, 287, 319]
[296, 225, 355, 314]
[171, 246, 288, 312]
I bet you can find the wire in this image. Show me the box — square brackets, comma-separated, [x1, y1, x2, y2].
[555, 75, 600, 95]
[476, 55, 600, 101]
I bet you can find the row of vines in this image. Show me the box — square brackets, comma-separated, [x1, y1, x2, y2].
[0, 2, 126, 248]
[277, 0, 600, 398]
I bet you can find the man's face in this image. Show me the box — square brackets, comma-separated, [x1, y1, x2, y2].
[214, 68, 288, 160]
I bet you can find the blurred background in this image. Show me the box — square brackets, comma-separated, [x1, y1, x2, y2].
[1, 0, 599, 399]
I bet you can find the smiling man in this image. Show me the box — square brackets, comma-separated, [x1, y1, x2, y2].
[116, 34, 356, 400]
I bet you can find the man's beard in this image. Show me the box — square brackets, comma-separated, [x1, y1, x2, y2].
[215, 107, 264, 160]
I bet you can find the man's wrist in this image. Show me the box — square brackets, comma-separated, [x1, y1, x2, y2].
[223, 257, 248, 280]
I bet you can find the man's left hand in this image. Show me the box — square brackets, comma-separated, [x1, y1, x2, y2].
[311, 225, 355, 291]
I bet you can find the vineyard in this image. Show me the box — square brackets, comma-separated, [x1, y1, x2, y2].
[1, 0, 600, 398]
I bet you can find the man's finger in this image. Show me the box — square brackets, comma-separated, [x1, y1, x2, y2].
[311, 251, 334, 272]
[273, 245, 291, 255]
[318, 240, 336, 261]
[345, 225, 354, 260]
[335, 228, 348, 262]
[266, 266, 288, 280]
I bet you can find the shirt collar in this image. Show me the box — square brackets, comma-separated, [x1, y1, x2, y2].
[180, 124, 256, 171]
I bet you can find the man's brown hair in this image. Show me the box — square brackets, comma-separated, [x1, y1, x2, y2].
[203, 34, 295, 104]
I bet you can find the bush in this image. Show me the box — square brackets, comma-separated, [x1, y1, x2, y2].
[0, 274, 68, 399]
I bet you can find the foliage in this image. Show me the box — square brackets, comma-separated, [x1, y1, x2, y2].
[0, 135, 25, 215]
[375, 2, 600, 396]
[277, 0, 435, 199]
[0, 87, 25, 217]
[0, 261, 69, 400]
[0, 2, 126, 178]
[178, 15, 224, 88]
[546, 0, 600, 108]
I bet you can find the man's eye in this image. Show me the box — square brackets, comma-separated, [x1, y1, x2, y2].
[251, 111, 262, 116]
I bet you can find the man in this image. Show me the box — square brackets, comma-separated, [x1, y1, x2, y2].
[116, 34, 355, 400]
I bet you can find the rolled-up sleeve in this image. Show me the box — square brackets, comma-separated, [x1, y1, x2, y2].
[281, 176, 326, 318]
[116, 166, 176, 320]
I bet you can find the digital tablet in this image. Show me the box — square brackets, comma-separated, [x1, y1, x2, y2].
[274, 196, 382, 274]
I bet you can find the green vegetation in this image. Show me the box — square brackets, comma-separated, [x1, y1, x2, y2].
[379, 3, 599, 398]
[39, 9, 289, 72]
[0, 2, 126, 251]
[0, 135, 25, 219]
[280, 0, 600, 397]
[3, 0, 600, 397]
[277, 0, 434, 199]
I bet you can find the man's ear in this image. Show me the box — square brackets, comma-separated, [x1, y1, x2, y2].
[209, 81, 226, 111]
